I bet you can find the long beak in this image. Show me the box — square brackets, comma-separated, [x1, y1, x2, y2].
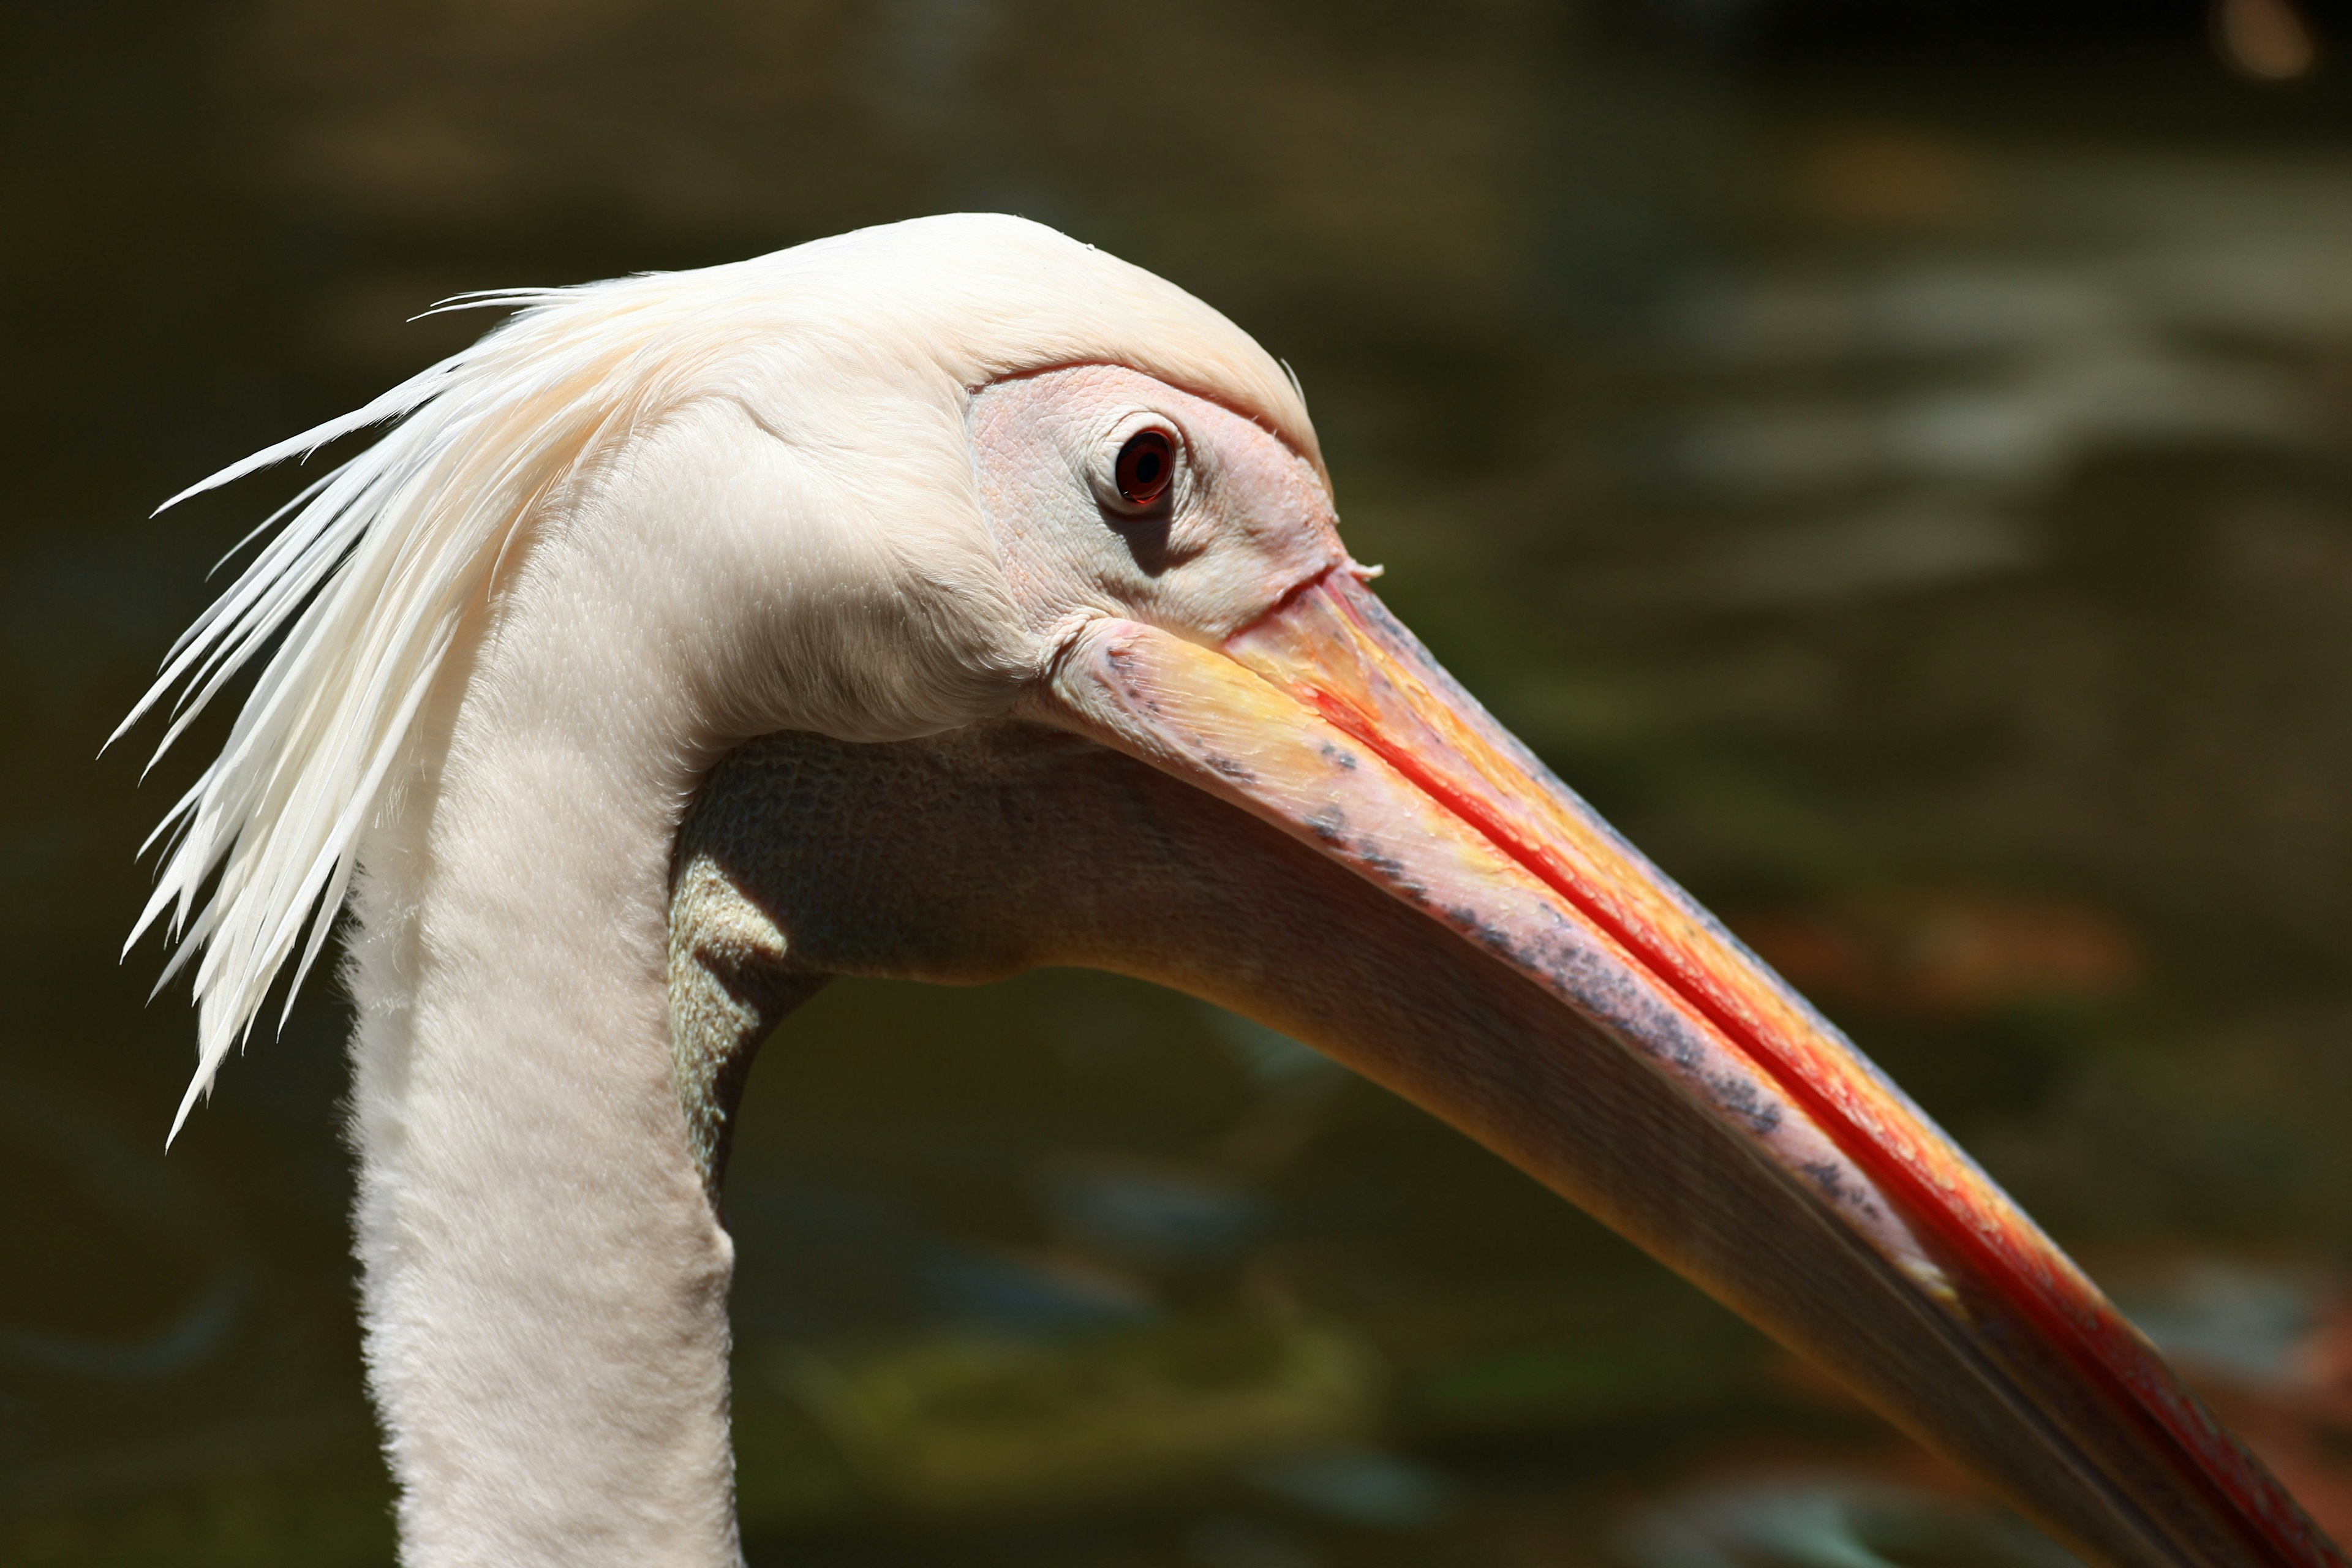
[1038, 567, 2340, 1568]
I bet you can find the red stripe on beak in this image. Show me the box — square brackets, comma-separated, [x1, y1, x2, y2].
[1224, 570, 2330, 1568]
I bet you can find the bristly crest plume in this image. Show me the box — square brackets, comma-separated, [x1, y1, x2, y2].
[113, 273, 704, 1142]
[112, 215, 1320, 1146]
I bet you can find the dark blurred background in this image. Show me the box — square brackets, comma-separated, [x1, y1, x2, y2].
[9, 1, 2352, 1564]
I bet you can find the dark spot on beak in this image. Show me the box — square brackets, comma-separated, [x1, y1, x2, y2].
[1801, 1161, 1847, 1202]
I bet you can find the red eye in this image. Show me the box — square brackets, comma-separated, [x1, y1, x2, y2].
[1115, 428, 1175, 508]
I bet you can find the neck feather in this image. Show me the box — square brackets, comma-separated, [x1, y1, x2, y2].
[342, 522, 743, 1568]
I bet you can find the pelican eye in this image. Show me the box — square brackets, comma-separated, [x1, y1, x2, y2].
[1114, 428, 1176, 508]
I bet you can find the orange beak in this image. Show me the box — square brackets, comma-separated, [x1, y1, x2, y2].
[1039, 566, 2340, 1568]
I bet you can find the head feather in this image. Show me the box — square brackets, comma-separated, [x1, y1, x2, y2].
[118, 214, 1315, 1142]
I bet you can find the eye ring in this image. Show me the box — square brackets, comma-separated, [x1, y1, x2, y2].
[1114, 428, 1177, 510]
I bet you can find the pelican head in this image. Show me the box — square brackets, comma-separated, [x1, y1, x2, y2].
[121, 215, 2338, 1568]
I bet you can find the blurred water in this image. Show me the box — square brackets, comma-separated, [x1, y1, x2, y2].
[9, 3, 2352, 1564]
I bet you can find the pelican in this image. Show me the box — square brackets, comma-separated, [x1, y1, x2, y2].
[118, 214, 2337, 1568]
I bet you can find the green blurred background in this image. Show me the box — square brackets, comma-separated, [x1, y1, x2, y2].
[9, 2, 2352, 1564]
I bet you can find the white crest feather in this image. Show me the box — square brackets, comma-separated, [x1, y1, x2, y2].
[119, 271, 731, 1142]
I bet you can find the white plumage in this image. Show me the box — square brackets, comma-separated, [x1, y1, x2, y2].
[118, 216, 1313, 1140]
